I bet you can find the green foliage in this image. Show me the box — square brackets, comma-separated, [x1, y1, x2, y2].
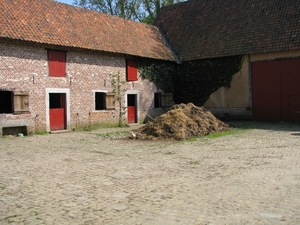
[204, 128, 238, 139]
[110, 71, 127, 127]
[136, 55, 244, 106]
[73, 0, 184, 24]
[142, 0, 183, 24]
[174, 56, 244, 105]
[135, 58, 176, 91]
[189, 160, 201, 165]
[96, 130, 129, 137]
[34, 131, 48, 135]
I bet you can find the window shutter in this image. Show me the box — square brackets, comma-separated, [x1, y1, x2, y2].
[161, 93, 174, 107]
[126, 59, 138, 81]
[14, 91, 29, 114]
[48, 50, 66, 77]
[106, 93, 115, 110]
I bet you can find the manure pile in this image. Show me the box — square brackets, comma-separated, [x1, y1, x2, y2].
[134, 103, 231, 140]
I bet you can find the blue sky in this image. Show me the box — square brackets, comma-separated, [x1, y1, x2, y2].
[56, 0, 74, 5]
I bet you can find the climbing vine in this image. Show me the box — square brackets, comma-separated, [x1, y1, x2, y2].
[135, 55, 244, 106]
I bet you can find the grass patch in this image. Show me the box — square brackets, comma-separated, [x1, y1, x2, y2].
[184, 137, 199, 142]
[96, 131, 130, 138]
[35, 131, 48, 135]
[184, 126, 250, 142]
[78, 123, 129, 132]
[205, 128, 240, 139]
[5, 215, 18, 220]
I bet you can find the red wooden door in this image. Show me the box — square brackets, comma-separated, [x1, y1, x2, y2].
[50, 108, 65, 130]
[50, 93, 66, 130]
[252, 61, 281, 121]
[127, 106, 136, 123]
[280, 58, 300, 122]
[252, 58, 300, 122]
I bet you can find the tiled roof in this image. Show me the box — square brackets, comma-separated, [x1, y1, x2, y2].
[155, 0, 300, 61]
[0, 0, 175, 61]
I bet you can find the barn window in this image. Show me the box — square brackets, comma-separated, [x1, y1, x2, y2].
[95, 92, 115, 110]
[126, 59, 138, 81]
[0, 90, 29, 114]
[48, 50, 67, 77]
[154, 93, 173, 108]
[154, 93, 162, 108]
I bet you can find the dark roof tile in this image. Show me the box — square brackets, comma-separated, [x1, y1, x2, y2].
[155, 0, 300, 61]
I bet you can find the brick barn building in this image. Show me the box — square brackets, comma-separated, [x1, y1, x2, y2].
[0, 0, 175, 135]
[1, 0, 300, 135]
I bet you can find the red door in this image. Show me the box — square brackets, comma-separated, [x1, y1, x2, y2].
[280, 58, 300, 121]
[252, 58, 300, 122]
[127, 106, 136, 123]
[50, 93, 66, 130]
[127, 94, 137, 123]
[252, 61, 281, 121]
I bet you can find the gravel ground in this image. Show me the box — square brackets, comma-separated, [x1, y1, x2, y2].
[0, 121, 300, 225]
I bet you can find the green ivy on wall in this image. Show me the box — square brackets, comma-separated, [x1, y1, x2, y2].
[135, 55, 244, 106]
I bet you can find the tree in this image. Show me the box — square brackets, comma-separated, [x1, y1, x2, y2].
[141, 0, 182, 24]
[109, 71, 127, 127]
[73, 0, 183, 24]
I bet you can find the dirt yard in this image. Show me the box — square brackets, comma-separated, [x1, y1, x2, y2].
[1, 121, 300, 225]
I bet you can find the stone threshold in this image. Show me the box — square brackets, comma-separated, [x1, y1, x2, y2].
[50, 129, 70, 134]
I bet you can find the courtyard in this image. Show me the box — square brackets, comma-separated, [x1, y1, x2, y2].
[0, 122, 300, 225]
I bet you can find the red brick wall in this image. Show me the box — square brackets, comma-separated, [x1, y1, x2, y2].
[0, 40, 161, 134]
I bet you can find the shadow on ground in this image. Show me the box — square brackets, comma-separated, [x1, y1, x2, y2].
[229, 120, 300, 133]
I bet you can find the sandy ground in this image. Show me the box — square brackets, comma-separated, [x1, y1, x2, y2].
[0, 121, 300, 225]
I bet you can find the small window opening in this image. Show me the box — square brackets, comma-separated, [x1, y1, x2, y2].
[50, 93, 63, 108]
[95, 92, 115, 110]
[95, 92, 106, 110]
[128, 94, 136, 106]
[154, 92, 173, 108]
[0, 91, 13, 113]
[2, 126, 27, 136]
[154, 93, 162, 108]
[0, 91, 29, 114]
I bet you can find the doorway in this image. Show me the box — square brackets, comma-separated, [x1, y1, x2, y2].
[252, 58, 300, 122]
[127, 94, 137, 123]
[49, 93, 66, 130]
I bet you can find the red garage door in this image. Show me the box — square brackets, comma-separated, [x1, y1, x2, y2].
[252, 58, 300, 122]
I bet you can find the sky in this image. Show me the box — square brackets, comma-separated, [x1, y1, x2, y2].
[56, 0, 74, 5]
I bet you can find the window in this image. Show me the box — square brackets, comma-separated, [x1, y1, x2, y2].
[0, 90, 29, 114]
[48, 50, 66, 77]
[126, 59, 138, 81]
[154, 93, 161, 108]
[154, 93, 173, 108]
[95, 92, 115, 110]
[0, 91, 13, 113]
